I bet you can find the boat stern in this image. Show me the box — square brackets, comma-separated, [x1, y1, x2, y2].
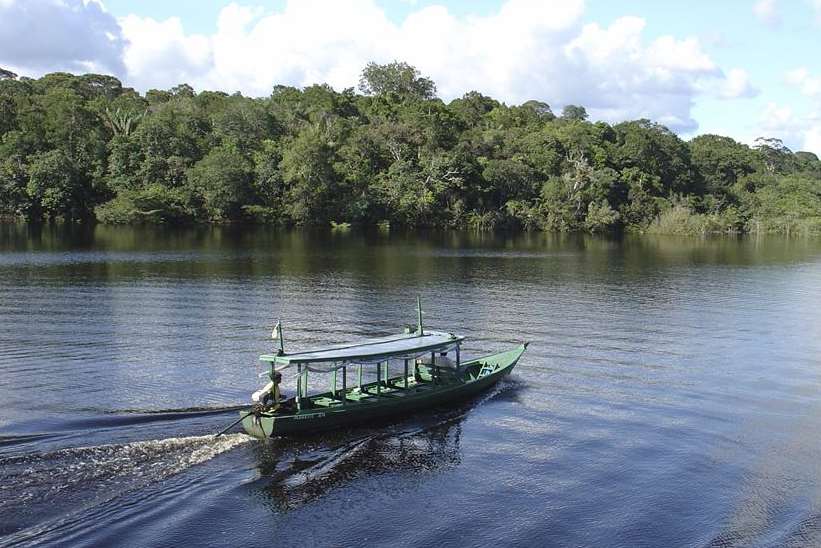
[240, 409, 273, 439]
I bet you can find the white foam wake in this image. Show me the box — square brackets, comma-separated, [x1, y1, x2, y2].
[0, 433, 254, 511]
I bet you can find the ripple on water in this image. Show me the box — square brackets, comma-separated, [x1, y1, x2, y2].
[3, 228, 821, 546]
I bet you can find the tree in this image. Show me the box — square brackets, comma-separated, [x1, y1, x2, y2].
[689, 134, 757, 200]
[614, 119, 694, 196]
[101, 107, 143, 137]
[522, 100, 555, 120]
[0, 67, 18, 80]
[754, 137, 791, 174]
[279, 124, 341, 223]
[78, 74, 123, 100]
[0, 155, 29, 215]
[187, 145, 253, 220]
[358, 61, 436, 100]
[210, 95, 275, 153]
[448, 92, 499, 128]
[1, 65, 819, 235]
[585, 200, 620, 232]
[171, 83, 195, 98]
[561, 105, 588, 121]
[26, 150, 92, 220]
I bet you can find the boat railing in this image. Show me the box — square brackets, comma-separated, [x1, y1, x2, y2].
[275, 348, 468, 411]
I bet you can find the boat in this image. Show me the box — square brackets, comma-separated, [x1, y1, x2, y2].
[235, 299, 528, 439]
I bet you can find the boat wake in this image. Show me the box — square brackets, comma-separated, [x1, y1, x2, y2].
[0, 433, 252, 536]
[109, 404, 248, 416]
[257, 377, 519, 508]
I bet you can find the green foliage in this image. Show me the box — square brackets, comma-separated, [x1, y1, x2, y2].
[95, 184, 194, 224]
[279, 124, 342, 224]
[0, 67, 18, 80]
[689, 134, 757, 199]
[584, 200, 620, 233]
[26, 150, 92, 220]
[645, 204, 742, 235]
[359, 61, 436, 101]
[561, 105, 588, 122]
[0, 65, 819, 234]
[742, 174, 821, 235]
[187, 145, 253, 220]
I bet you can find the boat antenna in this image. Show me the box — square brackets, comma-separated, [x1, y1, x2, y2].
[417, 295, 424, 336]
[272, 320, 284, 355]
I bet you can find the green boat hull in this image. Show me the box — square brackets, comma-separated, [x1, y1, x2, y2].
[240, 343, 527, 439]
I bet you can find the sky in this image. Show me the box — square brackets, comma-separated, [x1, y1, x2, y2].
[1, 0, 820, 154]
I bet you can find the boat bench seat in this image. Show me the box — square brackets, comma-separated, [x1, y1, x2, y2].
[345, 391, 373, 402]
[364, 385, 401, 396]
[313, 397, 344, 407]
[391, 376, 418, 389]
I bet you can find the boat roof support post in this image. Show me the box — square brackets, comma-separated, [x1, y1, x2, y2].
[341, 366, 347, 406]
[296, 363, 302, 411]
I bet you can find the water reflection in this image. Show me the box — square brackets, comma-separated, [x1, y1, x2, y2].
[251, 410, 466, 511]
[3, 225, 821, 546]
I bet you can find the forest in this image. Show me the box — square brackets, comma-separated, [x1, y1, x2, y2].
[1, 62, 820, 234]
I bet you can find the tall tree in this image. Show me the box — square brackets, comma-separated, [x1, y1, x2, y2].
[358, 61, 437, 101]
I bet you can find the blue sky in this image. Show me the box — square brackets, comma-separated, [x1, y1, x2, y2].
[2, 0, 820, 153]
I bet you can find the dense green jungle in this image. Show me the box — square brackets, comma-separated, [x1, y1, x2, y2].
[1, 62, 819, 235]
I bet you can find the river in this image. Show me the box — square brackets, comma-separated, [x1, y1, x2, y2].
[1, 224, 821, 547]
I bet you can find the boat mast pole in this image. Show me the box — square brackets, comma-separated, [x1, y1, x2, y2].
[274, 320, 285, 355]
[417, 295, 423, 336]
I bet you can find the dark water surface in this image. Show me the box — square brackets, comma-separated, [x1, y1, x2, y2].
[2, 225, 821, 547]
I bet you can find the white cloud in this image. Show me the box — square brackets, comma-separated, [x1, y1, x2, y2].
[785, 67, 821, 97]
[753, 0, 781, 26]
[0, 0, 755, 136]
[561, 17, 737, 131]
[805, 126, 821, 153]
[811, 0, 821, 23]
[119, 15, 212, 91]
[0, 0, 125, 76]
[756, 101, 821, 154]
[115, 2, 744, 134]
[777, 67, 821, 154]
[718, 68, 758, 99]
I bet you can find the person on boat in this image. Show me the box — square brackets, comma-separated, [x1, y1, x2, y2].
[253, 371, 284, 410]
[436, 351, 455, 368]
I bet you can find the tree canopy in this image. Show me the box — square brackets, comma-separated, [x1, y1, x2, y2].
[359, 61, 437, 101]
[1, 61, 819, 234]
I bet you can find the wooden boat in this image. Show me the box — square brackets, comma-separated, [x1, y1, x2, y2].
[237, 300, 528, 439]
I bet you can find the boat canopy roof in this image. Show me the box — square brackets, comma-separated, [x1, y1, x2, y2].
[260, 330, 463, 370]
